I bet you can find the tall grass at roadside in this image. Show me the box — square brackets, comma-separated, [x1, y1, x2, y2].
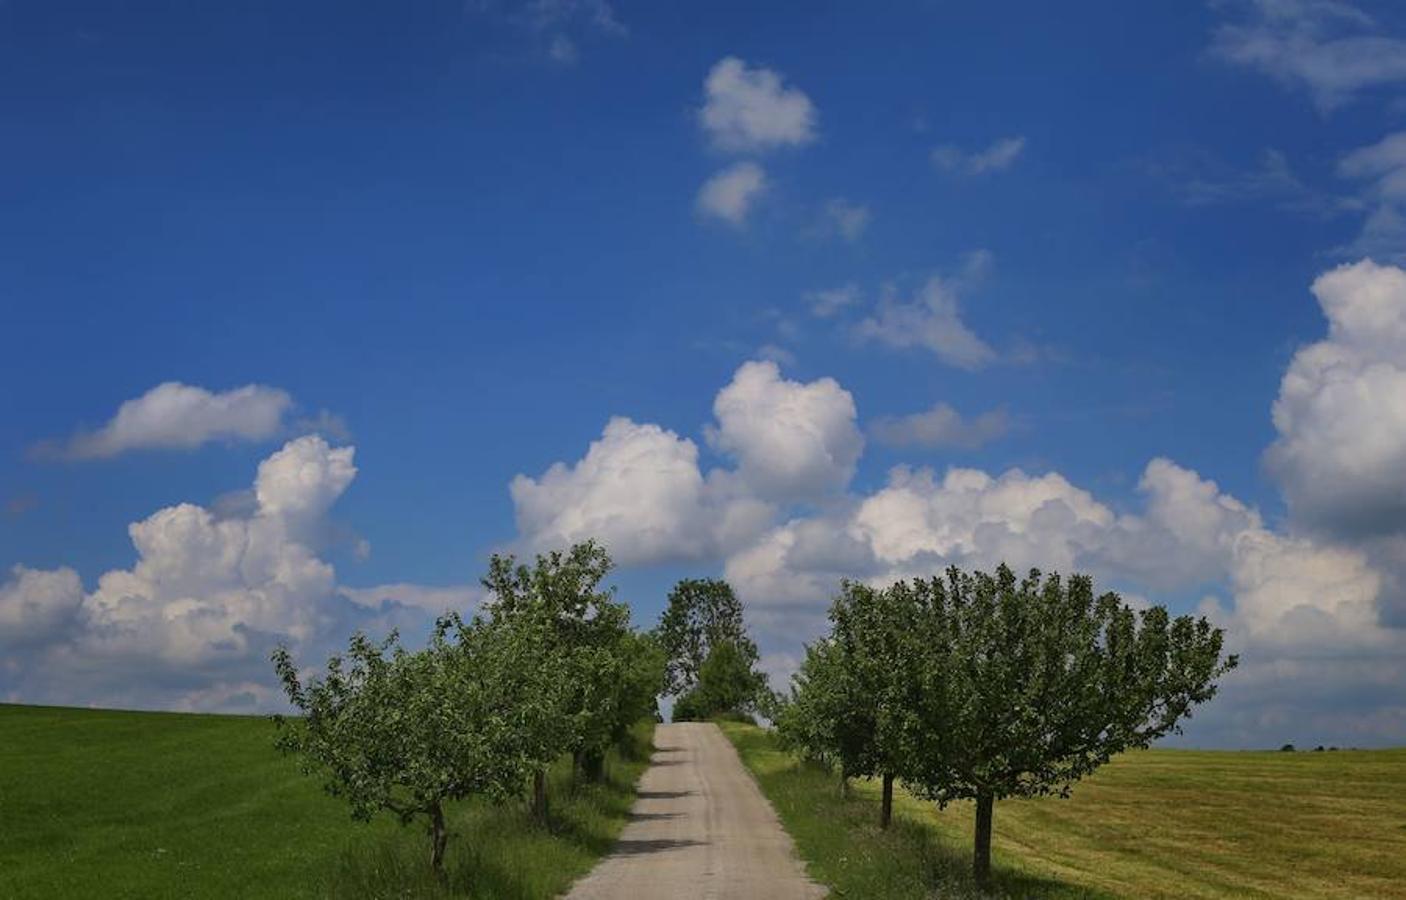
[324, 719, 654, 899]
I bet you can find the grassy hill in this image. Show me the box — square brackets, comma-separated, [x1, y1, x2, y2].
[0, 703, 651, 899]
[720, 722, 1406, 899]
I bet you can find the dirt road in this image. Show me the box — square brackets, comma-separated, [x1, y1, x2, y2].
[563, 722, 827, 900]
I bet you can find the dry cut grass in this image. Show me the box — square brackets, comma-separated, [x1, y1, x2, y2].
[720, 721, 1406, 899]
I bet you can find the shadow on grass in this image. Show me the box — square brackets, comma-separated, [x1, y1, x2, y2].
[323, 721, 657, 899]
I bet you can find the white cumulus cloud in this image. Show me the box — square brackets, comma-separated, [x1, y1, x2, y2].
[1266, 259, 1406, 537]
[0, 566, 84, 647]
[511, 417, 733, 565]
[706, 361, 863, 503]
[511, 361, 862, 564]
[1, 436, 460, 711]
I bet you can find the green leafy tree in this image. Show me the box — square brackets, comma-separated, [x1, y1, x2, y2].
[612, 629, 668, 736]
[270, 613, 558, 875]
[774, 637, 869, 790]
[482, 540, 639, 797]
[900, 565, 1238, 885]
[672, 639, 767, 721]
[827, 580, 920, 825]
[656, 578, 760, 696]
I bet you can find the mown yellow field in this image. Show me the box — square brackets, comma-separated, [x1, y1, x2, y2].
[724, 723, 1406, 899]
[904, 747, 1406, 899]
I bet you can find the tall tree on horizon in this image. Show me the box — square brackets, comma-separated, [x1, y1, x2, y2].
[655, 578, 760, 697]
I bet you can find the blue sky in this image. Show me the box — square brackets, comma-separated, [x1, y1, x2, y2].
[4, 0, 1406, 746]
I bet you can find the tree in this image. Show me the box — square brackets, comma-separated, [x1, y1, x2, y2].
[774, 581, 919, 822]
[482, 540, 640, 799]
[671, 639, 768, 721]
[828, 580, 921, 826]
[774, 637, 870, 794]
[612, 630, 668, 739]
[656, 578, 760, 697]
[900, 565, 1237, 885]
[271, 613, 558, 876]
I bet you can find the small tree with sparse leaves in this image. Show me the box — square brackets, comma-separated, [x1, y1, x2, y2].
[271, 611, 560, 876]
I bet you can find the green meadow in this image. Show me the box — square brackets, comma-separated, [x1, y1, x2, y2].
[0, 704, 652, 899]
[7, 703, 1405, 899]
[721, 721, 1406, 900]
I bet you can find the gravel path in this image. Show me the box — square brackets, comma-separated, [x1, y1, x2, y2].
[563, 722, 827, 900]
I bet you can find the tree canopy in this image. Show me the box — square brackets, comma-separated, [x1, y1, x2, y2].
[271, 539, 664, 873]
[672, 638, 768, 721]
[778, 580, 918, 824]
[271, 612, 560, 874]
[482, 540, 661, 788]
[780, 564, 1238, 884]
[656, 577, 760, 696]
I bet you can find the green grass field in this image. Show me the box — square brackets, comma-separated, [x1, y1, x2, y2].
[0, 704, 653, 899]
[720, 722, 1406, 900]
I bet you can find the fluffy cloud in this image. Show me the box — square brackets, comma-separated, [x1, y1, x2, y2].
[696, 161, 767, 226]
[511, 417, 756, 565]
[1210, 0, 1406, 110]
[40, 382, 294, 460]
[0, 566, 83, 647]
[698, 57, 817, 153]
[511, 361, 860, 563]
[931, 136, 1026, 175]
[1266, 260, 1406, 536]
[1, 436, 463, 711]
[254, 433, 357, 526]
[855, 271, 997, 369]
[727, 451, 1405, 740]
[871, 403, 1010, 450]
[73, 436, 356, 670]
[706, 361, 863, 503]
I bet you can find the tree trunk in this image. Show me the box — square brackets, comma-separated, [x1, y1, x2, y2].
[583, 749, 605, 782]
[973, 791, 994, 886]
[532, 769, 548, 822]
[880, 772, 894, 829]
[429, 801, 448, 877]
[839, 767, 850, 798]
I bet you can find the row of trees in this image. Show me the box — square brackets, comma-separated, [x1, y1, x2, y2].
[776, 565, 1237, 886]
[271, 541, 665, 875]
